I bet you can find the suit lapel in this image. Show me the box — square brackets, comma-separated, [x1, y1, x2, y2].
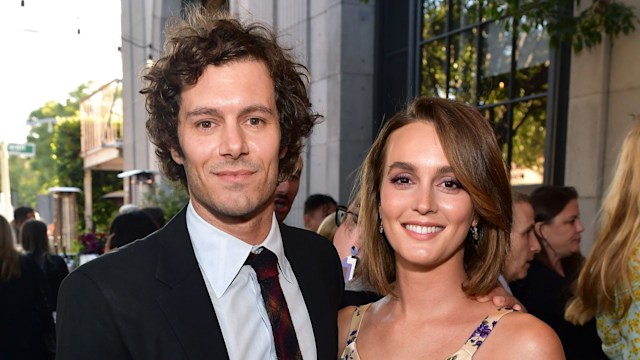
[281, 225, 338, 360]
[155, 208, 230, 360]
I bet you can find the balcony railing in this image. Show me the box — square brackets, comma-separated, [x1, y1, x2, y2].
[80, 80, 123, 157]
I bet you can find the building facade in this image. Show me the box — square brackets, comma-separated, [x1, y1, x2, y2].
[119, 0, 640, 250]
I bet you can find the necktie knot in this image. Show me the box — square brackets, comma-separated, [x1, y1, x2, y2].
[245, 248, 279, 281]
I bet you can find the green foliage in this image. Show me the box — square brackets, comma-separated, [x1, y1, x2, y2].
[144, 181, 190, 222]
[487, 0, 637, 52]
[9, 156, 35, 206]
[52, 119, 83, 189]
[362, 0, 637, 53]
[90, 171, 121, 233]
[10, 82, 121, 231]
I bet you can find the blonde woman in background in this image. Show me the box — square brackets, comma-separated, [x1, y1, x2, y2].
[565, 120, 640, 359]
[317, 212, 339, 241]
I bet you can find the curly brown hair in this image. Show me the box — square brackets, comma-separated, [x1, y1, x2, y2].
[141, 5, 321, 187]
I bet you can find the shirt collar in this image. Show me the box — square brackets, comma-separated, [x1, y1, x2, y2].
[186, 201, 294, 298]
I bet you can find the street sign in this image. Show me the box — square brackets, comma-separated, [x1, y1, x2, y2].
[7, 142, 36, 157]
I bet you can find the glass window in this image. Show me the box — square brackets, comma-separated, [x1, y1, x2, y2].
[376, 0, 566, 185]
[417, 0, 551, 185]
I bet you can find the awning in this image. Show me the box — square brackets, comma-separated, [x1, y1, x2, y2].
[101, 190, 125, 199]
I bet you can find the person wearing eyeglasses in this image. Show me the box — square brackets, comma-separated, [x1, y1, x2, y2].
[333, 200, 360, 263]
[332, 193, 383, 307]
[333, 197, 362, 281]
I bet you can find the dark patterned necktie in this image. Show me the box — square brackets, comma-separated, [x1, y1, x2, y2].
[245, 248, 302, 360]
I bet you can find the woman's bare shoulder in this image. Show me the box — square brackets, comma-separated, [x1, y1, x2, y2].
[338, 305, 358, 327]
[479, 310, 565, 360]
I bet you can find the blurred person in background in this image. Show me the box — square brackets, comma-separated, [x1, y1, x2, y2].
[20, 219, 69, 313]
[0, 215, 55, 360]
[141, 207, 166, 229]
[274, 156, 303, 223]
[303, 193, 337, 231]
[104, 210, 159, 252]
[317, 212, 338, 241]
[332, 193, 381, 307]
[499, 191, 540, 293]
[510, 185, 606, 359]
[565, 120, 640, 359]
[12, 206, 35, 241]
[333, 196, 362, 279]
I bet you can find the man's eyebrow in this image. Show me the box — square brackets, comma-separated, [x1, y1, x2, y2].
[238, 105, 275, 117]
[184, 106, 221, 120]
[184, 105, 275, 120]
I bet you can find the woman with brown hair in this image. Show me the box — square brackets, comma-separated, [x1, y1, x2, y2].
[337, 97, 563, 359]
[510, 186, 606, 359]
[20, 219, 69, 312]
[0, 215, 55, 359]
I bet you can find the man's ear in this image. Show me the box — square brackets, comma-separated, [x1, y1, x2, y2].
[279, 146, 288, 160]
[170, 148, 184, 165]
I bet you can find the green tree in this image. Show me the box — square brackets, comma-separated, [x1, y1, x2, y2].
[10, 82, 120, 230]
[51, 119, 120, 231]
[489, 0, 638, 52]
[363, 0, 638, 53]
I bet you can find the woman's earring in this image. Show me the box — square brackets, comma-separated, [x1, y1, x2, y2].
[379, 220, 384, 234]
[471, 226, 479, 242]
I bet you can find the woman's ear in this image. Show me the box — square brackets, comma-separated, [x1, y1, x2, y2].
[534, 222, 545, 239]
[471, 214, 479, 228]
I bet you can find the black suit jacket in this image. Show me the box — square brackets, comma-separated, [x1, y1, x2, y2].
[56, 209, 344, 359]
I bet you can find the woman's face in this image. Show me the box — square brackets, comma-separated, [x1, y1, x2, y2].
[538, 198, 584, 259]
[333, 202, 361, 261]
[378, 121, 475, 269]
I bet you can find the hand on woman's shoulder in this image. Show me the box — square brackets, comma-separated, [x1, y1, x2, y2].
[478, 310, 565, 360]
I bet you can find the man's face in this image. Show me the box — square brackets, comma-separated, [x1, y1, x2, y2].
[304, 203, 337, 232]
[171, 60, 284, 240]
[274, 160, 302, 222]
[505, 201, 540, 281]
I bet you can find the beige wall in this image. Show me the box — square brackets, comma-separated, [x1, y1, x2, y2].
[566, 0, 640, 254]
[230, 0, 375, 228]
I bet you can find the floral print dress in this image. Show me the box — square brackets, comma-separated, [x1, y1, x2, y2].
[339, 304, 515, 360]
[596, 244, 640, 359]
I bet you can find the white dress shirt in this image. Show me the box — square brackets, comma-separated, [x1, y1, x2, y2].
[186, 202, 316, 360]
[498, 273, 513, 295]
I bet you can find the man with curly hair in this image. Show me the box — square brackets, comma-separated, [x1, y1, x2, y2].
[56, 5, 344, 360]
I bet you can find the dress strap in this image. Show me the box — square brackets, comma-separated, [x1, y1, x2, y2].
[339, 303, 372, 360]
[446, 307, 516, 360]
[346, 304, 371, 345]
